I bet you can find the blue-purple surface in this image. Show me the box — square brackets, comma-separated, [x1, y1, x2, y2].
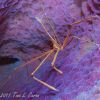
[0, 0, 100, 100]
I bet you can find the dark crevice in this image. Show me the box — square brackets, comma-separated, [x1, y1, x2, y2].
[0, 56, 19, 65]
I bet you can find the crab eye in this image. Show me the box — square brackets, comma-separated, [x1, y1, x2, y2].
[0, 56, 19, 66]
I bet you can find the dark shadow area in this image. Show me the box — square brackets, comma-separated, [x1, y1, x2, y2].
[0, 56, 19, 65]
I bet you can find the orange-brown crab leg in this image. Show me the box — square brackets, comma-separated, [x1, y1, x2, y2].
[71, 15, 98, 26]
[31, 49, 59, 91]
[51, 49, 63, 74]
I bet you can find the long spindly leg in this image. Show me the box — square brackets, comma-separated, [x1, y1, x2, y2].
[73, 35, 100, 50]
[19, 49, 53, 69]
[51, 49, 63, 74]
[15, 50, 54, 78]
[62, 30, 72, 49]
[33, 76, 59, 91]
[41, 4, 61, 44]
[0, 50, 54, 89]
[71, 15, 98, 26]
[46, 17, 61, 45]
[31, 49, 59, 91]
[62, 16, 99, 49]
[31, 50, 53, 76]
[24, 50, 53, 78]
[35, 17, 57, 44]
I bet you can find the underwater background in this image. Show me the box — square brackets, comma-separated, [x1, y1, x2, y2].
[0, 0, 100, 100]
